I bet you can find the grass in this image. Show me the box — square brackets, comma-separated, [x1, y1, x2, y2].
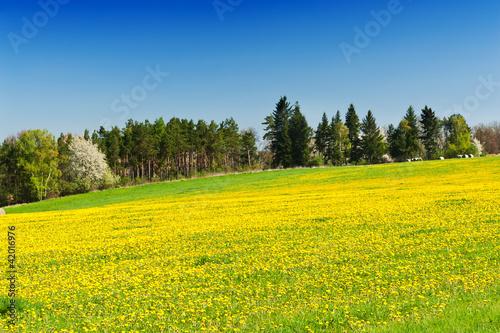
[0, 157, 499, 332]
[372, 286, 500, 333]
[3, 168, 321, 214]
[5, 157, 499, 215]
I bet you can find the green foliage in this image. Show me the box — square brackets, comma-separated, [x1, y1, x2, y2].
[289, 102, 311, 167]
[327, 111, 350, 166]
[118, 176, 131, 187]
[0, 135, 29, 205]
[315, 112, 329, 159]
[261, 114, 275, 152]
[219, 117, 241, 172]
[270, 96, 293, 168]
[403, 106, 419, 158]
[17, 129, 61, 201]
[59, 179, 79, 196]
[5, 156, 500, 216]
[241, 129, 258, 167]
[3, 96, 498, 207]
[345, 104, 362, 163]
[389, 106, 424, 161]
[307, 155, 324, 167]
[419, 105, 441, 159]
[443, 114, 472, 157]
[389, 119, 412, 161]
[361, 110, 385, 163]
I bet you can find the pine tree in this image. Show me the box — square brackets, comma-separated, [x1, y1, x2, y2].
[106, 126, 121, 174]
[121, 119, 135, 179]
[195, 119, 209, 172]
[289, 102, 310, 167]
[345, 104, 361, 164]
[241, 129, 258, 168]
[153, 117, 169, 179]
[419, 105, 440, 159]
[220, 117, 241, 172]
[361, 110, 385, 164]
[0, 136, 26, 205]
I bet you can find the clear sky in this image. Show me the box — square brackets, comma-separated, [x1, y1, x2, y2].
[1, 0, 499, 142]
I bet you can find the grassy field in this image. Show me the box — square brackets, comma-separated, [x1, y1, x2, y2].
[1, 157, 499, 332]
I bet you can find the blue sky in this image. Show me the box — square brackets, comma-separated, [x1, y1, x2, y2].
[1, 0, 499, 142]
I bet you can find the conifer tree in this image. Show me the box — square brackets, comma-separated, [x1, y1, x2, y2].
[345, 104, 361, 163]
[289, 102, 311, 167]
[270, 96, 292, 168]
[419, 105, 440, 159]
[404, 106, 419, 158]
[361, 110, 385, 164]
[327, 111, 350, 166]
[315, 112, 329, 159]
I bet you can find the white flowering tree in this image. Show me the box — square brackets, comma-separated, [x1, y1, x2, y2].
[472, 137, 483, 156]
[68, 136, 117, 192]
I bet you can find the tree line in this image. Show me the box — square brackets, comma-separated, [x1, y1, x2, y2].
[265, 96, 491, 169]
[0, 96, 497, 206]
[0, 117, 259, 206]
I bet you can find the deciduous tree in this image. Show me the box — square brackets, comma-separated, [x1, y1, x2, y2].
[68, 136, 116, 192]
[17, 129, 60, 201]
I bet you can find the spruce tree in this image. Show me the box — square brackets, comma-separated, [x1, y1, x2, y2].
[361, 110, 385, 164]
[271, 96, 292, 168]
[388, 120, 409, 161]
[404, 106, 419, 158]
[262, 114, 275, 152]
[289, 102, 311, 167]
[345, 104, 361, 164]
[315, 112, 329, 160]
[419, 105, 440, 159]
